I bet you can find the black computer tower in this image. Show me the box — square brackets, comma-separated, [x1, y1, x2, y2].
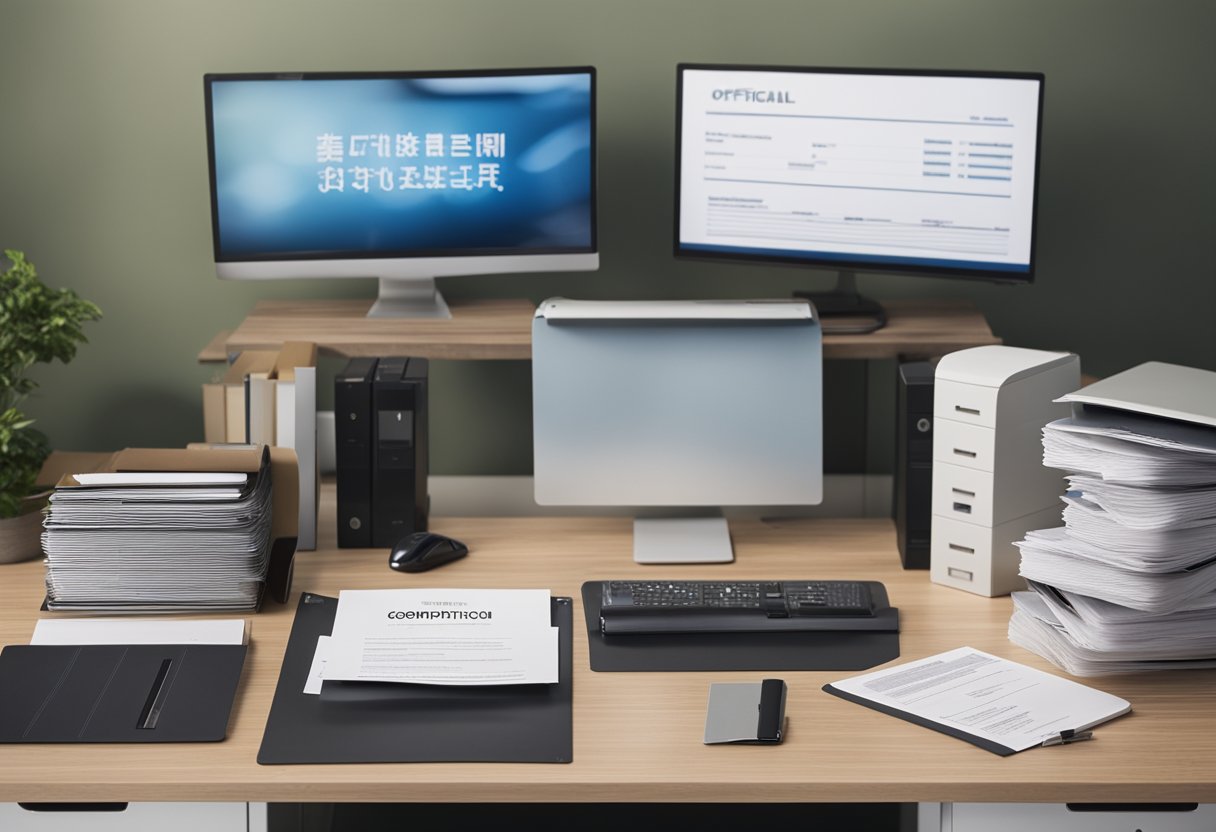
[371, 357, 429, 547]
[335, 357, 376, 548]
[895, 362, 935, 569]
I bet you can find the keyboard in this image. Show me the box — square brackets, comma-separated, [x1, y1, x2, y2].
[599, 580, 888, 635]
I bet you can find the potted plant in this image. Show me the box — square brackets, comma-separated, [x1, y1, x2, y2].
[0, 249, 102, 563]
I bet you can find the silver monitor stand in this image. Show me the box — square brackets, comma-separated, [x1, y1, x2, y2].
[633, 516, 733, 564]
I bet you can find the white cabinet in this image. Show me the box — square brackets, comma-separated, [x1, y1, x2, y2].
[923, 802, 1215, 832]
[930, 346, 1079, 597]
[0, 802, 265, 832]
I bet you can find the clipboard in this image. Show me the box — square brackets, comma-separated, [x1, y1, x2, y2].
[822, 647, 1131, 756]
[257, 593, 573, 764]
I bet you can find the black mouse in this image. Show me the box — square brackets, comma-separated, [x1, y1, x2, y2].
[389, 532, 469, 573]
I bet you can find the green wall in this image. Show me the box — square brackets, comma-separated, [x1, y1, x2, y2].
[2, 0, 1213, 475]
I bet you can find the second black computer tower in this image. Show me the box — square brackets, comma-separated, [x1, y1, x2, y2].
[335, 356, 430, 549]
[335, 357, 377, 548]
[895, 362, 935, 569]
[371, 357, 429, 547]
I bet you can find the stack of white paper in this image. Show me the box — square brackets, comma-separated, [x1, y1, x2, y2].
[42, 469, 273, 613]
[1018, 527, 1216, 612]
[1064, 475, 1216, 530]
[1041, 407, 1216, 483]
[1010, 587, 1216, 676]
[1011, 362, 1216, 676]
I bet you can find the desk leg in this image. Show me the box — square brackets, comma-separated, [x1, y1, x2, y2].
[918, 802, 946, 831]
[249, 803, 268, 832]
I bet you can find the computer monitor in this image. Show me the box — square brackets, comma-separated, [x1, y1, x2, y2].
[532, 298, 822, 563]
[675, 65, 1044, 332]
[204, 67, 597, 318]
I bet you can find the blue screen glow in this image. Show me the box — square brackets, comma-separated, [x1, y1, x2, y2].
[206, 71, 595, 260]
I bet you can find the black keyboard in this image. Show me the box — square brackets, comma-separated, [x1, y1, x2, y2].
[600, 580, 883, 635]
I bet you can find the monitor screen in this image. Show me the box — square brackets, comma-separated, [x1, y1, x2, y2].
[675, 65, 1044, 281]
[204, 68, 597, 316]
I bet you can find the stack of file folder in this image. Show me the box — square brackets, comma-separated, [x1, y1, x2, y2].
[1011, 362, 1216, 676]
[41, 445, 296, 613]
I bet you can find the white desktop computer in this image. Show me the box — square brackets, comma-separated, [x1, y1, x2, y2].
[532, 298, 822, 564]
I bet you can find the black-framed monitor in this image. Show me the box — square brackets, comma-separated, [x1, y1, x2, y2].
[204, 67, 598, 318]
[675, 64, 1044, 332]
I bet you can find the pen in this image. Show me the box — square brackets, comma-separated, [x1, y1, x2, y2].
[1042, 729, 1094, 747]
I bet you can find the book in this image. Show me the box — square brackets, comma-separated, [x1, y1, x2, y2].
[202, 380, 226, 443]
[220, 350, 277, 443]
[273, 342, 318, 550]
[246, 370, 277, 447]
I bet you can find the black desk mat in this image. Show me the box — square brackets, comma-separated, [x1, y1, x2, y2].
[258, 593, 573, 764]
[582, 581, 899, 672]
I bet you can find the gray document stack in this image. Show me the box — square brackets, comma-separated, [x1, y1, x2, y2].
[1010, 362, 1216, 676]
[42, 463, 274, 613]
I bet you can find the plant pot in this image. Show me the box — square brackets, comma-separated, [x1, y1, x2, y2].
[0, 491, 50, 564]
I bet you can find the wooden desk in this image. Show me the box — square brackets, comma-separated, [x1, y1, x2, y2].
[200, 297, 1000, 362]
[2, 497, 1212, 804]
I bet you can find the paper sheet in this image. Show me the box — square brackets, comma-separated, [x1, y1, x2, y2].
[323, 589, 559, 686]
[31, 618, 248, 645]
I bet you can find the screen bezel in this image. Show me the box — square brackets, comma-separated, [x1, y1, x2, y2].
[673, 63, 1045, 284]
[204, 66, 598, 264]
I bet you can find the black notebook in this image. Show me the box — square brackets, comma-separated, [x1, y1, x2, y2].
[258, 593, 573, 764]
[0, 643, 246, 743]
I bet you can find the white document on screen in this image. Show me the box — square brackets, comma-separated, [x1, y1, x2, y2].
[321, 588, 558, 686]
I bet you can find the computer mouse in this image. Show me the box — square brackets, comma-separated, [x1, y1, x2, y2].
[389, 532, 469, 573]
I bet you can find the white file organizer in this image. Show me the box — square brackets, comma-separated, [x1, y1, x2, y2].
[930, 346, 1079, 596]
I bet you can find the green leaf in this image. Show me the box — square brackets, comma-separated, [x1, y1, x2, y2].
[0, 249, 99, 514]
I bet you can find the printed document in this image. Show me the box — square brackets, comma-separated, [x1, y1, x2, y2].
[322, 589, 558, 686]
[826, 647, 1130, 753]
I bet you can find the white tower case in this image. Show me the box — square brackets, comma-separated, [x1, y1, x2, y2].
[930, 346, 1080, 597]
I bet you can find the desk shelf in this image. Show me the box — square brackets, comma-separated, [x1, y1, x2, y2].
[199, 297, 1001, 362]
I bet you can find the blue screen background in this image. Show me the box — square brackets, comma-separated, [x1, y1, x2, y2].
[209, 74, 593, 258]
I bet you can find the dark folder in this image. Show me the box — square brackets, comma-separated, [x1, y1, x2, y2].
[257, 593, 573, 764]
[0, 644, 246, 743]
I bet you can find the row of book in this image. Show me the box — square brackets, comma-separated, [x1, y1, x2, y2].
[203, 342, 317, 550]
[1010, 362, 1216, 676]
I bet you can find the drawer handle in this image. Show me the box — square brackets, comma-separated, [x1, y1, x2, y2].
[947, 567, 974, 581]
[953, 448, 978, 459]
[952, 502, 972, 514]
[954, 405, 982, 416]
[949, 543, 975, 554]
[951, 487, 976, 498]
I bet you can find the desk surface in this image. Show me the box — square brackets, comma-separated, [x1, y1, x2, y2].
[1, 499, 1213, 804]
[203, 297, 1000, 362]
